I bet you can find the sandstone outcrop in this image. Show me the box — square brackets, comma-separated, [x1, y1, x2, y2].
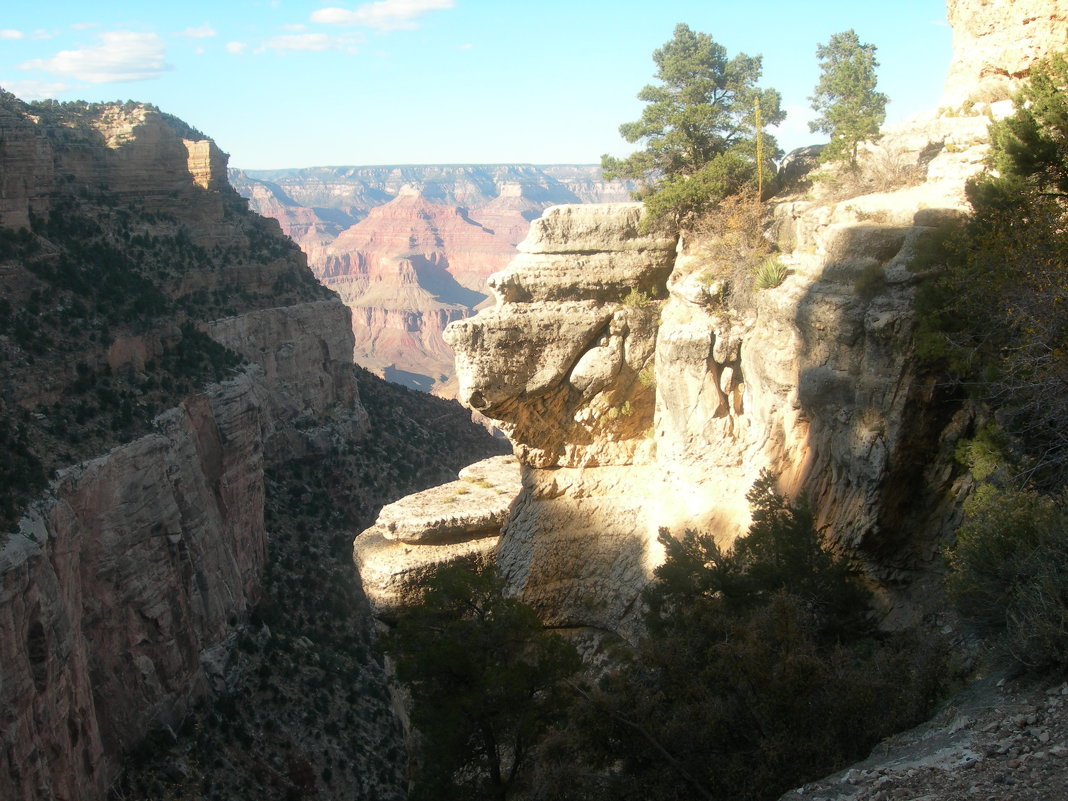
[440, 112, 994, 633]
[943, 0, 1068, 108]
[354, 455, 521, 618]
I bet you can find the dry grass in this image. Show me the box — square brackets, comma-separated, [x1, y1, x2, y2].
[687, 194, 773, 310]
[809, 146, 924, 203]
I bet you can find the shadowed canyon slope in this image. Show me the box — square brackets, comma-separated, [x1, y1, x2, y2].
[232, 165, 631, 394]
[0, 96, 425, 801]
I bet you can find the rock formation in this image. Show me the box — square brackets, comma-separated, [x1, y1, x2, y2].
[942, 0, 1068, 108]
[0, 97, 368, 801]
[354, 454, 521, 618]
[3, 373, 270, 801]
[431, 111, 1000, 635]
[233, 165, 632, 394]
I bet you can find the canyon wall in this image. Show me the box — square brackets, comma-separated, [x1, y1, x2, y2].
[354, 0, 1068, 636]
[942, 0, 1068, 108]
[232, 165, 632, 394]
[440, 127, 987, 635]
[0, 99, 367, 800]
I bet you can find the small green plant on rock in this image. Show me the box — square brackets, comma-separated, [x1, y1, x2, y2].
[854, 262, 886, 301]
[753, 256, 788, 289]
[622, 288, 655, 308]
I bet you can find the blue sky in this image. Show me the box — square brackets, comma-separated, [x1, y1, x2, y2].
[0, 0, 952, 169]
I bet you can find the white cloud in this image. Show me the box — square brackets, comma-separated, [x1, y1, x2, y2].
[1, 30, 24, 40]
[226, 41, 247, 54]
[20, 31, 171, 84]
[32, 30, 55, 40]
[257, 33, 361, 53]
[311, 0, 455, 31]
[70, 22, 99, 31]
[180, 24, 217, 39]
[281, 24, 307, 32]
[1, 79, 77, 100]
[457, 42, 472, 50]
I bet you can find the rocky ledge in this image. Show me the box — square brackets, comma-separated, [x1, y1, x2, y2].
[354, 454, 521, 618]
[783, 674, 1068, 801]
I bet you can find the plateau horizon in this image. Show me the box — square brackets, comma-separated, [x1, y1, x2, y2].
[0, 0, 951, 169]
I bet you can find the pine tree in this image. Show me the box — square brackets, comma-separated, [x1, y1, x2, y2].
[809, 30, 887, 166]
[984, 51, 1068, 197]
[602, 23, 783, 226]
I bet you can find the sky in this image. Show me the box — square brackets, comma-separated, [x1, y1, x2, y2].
[0, 0, 953, 170]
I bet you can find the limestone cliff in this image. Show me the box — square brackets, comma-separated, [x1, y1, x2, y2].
[942, 0, 1068, 108]
[431, 111, 1001, 634]
[405, 0, 1068, 635]
[3, 373, 270, 801]
[0, 96, 368, 801]
[355, 454, 522, 618]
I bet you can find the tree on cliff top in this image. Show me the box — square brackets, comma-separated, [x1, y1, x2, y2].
[601, 23, 784, 227]
[808, 29, 887, 167]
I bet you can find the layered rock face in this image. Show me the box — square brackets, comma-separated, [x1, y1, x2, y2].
[3, 374, 269, 801]
[316, 187, 514, 391]
[0, 98, 366, 801]
[943, 0, 1068, 107]
[355, 454, 522, 618]
[234, 165, 632, 394]
[442, 113, 995, 633]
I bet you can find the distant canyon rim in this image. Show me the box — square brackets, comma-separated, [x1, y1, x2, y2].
[232, 165, 632, 396]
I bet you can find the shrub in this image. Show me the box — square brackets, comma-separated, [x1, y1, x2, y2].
[809, 147, 922, 203]
[383, 561, 580, 801]
[854, 262, 886, 301]
[622, 288, 655, 308]
[688, 195, 773, 309]
[567, 472, 951, 801]
[753, 256, 788, 289]
[947, 484, 1068, 670]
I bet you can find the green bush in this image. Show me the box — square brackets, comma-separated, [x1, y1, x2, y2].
[915, 53, 1068, 488]
[561, 472, 950, 801]
[854, 262, 886, 301]
[384, 561, 581, 801]
[753, 256, 788, 289]
[947, 484, 1068, 670]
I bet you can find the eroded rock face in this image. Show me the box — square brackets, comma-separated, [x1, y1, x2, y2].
[205, 298, 368, 460]
[1, 373, 269, 801]
[0, 98, 367, 801]
[445, 118, 990, 633]
[354, 455, 522, 618]
[447, 203, 675, 470]
[943, 0, 1068, 108]
[444, 204, 678, 631]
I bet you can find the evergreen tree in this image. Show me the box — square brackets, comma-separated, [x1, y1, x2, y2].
[383, 562, 580, 801]
[809, 30, 887, 166]
[564, 473, 948, 801]
[602, 23, 784, 227]
[918, 52, 1068, 488]
[984, 51, 1068, 198]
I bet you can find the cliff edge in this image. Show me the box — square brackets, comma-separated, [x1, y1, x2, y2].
[0, 96, 366, 801]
